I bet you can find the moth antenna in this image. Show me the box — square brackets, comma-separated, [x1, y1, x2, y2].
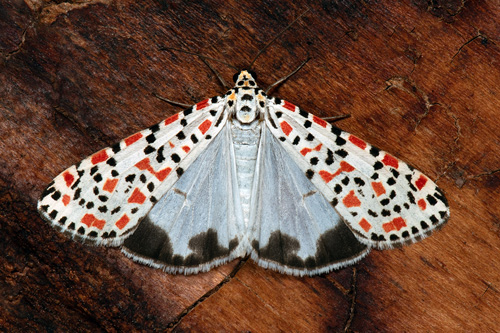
[152, 92, 192, 108]
[200, 56, 231, 90]
[265, 57, 311, 94]
[322, 114, 351, 123]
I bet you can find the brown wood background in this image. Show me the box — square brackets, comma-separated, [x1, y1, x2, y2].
[1, 0, 499, 331]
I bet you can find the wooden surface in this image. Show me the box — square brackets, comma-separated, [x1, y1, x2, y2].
[1, 0, 499, 331]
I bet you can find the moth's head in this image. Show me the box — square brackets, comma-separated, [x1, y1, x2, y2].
[233, 70, 258, 88]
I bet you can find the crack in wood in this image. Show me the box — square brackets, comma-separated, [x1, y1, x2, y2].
[4, 22, 34, 61]
[472, 168, 500, 178]
[451, 32, 492, 62]
[343, 268, 358, 333]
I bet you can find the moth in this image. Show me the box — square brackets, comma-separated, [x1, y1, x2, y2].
[38, 70, 449, 276]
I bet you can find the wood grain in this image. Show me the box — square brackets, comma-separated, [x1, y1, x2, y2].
[1, 0, 499, 331]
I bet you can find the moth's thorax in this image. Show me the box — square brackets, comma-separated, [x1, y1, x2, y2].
[228, 70, 267, 124]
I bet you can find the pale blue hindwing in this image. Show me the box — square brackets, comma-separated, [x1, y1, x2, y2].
[249, 126, 370, 276]
[122, 125, 245, 274]
[123, 123, 369, 275]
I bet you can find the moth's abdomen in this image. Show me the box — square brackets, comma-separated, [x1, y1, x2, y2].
[231, 122, 261, 224]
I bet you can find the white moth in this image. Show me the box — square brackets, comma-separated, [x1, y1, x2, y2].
[38, 70, 449, 276]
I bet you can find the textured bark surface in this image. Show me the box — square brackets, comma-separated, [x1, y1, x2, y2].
[1, 0, 499, 331]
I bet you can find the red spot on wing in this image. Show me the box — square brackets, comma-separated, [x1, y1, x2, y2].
[103, 178, 119, 193]
[340, 161, 355, 172]
[301, 148, 312, 156]
[343, 190, 361, 208]
[125, 133, 143, 146]
[63, 171, 75, 187]
[91, 150, 109, 165]
[371, 182, 386, 197]
[382, 221, 395, 232]
[165, 113, 179, 126]
[198, 119, 212, 135]
[81, 214, 94, 227]
[169, 142, 175, 148]
[81, 214, 106, 230]
[319, 161, 355, 184]
[313, 116, 327, 128]
[418, 198, 427, 210]
[280, 121, 293, 136]
[182, 146, 190, 153]
[301, 144, 322, 156]
[155, 167, 171, 181]
[382, 217, 407, 233]
[359, 218, 372, 232]
[128, 188, 146, 204]
[348, 135, 367, 150]
[283, 101, 296, 112]
[115, 214, 130, 230]
[393, 217, 407, 230]
[415, 174, 428, 190]
[196, 99, 210, 110]
[135, 158, 171, 181]
[62, 195, 70, 206]
[93, 218, 106, 230]
[382, 154, 399, 169]
[319, 170, 334, 183]
[135, 158, 150, 170]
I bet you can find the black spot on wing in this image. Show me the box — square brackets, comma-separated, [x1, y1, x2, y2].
[253, 223, 367, 270]
[330, 126, 342, 136]
[111, 142, 121, 153]
[268, 116, 277, 129]
[434, 188, 449, 206]
[156, 146, 165, 163]
[123, 217, 238, 267]
[39, 181, 55, 200]
[149, 123, 160, 133]
[335, 136, 346, 146]
[370, 146, 380, 157]
[177, 131, 186, 140]
[51, 190, 61, 200]
[144, 146, 155, 154]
